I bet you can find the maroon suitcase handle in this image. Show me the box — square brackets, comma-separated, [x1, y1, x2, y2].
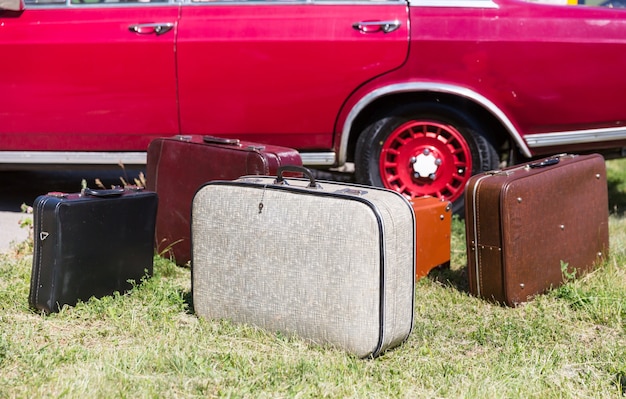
[275, 165, 320, 189]
[202, 135, 241, 146]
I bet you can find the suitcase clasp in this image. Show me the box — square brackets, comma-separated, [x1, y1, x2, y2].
[334, 188, 367, 196]
[46, 192, 67, 198]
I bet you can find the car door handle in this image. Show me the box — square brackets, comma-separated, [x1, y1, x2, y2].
[129, 23, 175, 36]
[352, 20, 401, 34]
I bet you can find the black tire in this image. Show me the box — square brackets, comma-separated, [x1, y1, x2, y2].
[354, 101, 499, 214]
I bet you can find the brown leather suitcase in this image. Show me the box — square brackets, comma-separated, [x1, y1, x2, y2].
[146, 135, 302, 265]
[410, 197, 452, 280]
[464, 154, 609, 306]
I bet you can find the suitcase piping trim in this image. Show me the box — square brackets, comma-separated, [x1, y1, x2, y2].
[29, 196, 46, 311]
[192, 179, 416, 358]
[469, 174, 492, 298]
[29, 196, 60, 313]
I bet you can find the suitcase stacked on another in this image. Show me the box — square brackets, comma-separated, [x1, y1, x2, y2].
[464, 153, 609, 306]
[146, 135, 302, 266]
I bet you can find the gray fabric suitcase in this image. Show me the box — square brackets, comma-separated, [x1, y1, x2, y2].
[191, 166, 415, 358]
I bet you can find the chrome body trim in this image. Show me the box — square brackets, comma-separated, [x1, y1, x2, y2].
[409, 0, 498, 8]
[300, 152, 336, 166]
[0, 151, 147, 165]
[524, 127, 626, 148]
[339, 82, 532, 166]
[0, 150, 337, 167]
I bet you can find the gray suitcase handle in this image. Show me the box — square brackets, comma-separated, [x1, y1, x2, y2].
[275, 165, 321, 189]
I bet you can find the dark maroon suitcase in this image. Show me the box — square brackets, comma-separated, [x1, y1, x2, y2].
[146, 135, 302, 265]
[29, 187, 157, 313]
[464, 153, 609, 306]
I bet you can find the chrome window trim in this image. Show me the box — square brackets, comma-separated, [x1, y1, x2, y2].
[0, 151, 147, 165]
[409, 0, 498, 8]
[524, 127, 626, 148]
[339, 82, 531, 166]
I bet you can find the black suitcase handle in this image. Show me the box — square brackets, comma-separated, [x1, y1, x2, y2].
[275, 165, 321, 189]
[83, 187, 125, 197]
[528, 157, 560, 168]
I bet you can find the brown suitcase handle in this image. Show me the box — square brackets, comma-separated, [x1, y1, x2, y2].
[202, 135, 241, 146]
[275, 165, 321, 189]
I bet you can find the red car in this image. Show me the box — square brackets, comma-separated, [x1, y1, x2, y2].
[2, 0, 626, 211]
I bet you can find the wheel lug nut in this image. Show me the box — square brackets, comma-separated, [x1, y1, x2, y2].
[423, 149, 430, 155]
[435, 158, 442, 166]
[429, 173, 436, 180]
[409, 157, 417, 164]
[413, 172, 421, 178]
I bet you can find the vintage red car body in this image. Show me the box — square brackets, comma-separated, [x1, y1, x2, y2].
[2, 0, 626, 210]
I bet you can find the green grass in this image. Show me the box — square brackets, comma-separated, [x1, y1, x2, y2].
[1, 159, 626, 398]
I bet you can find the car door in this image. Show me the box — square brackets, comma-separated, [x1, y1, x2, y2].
[176, 0, 409, 150]
[0, 0, 179, 152]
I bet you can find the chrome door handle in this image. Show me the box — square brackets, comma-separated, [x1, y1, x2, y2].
[129, 23, 175, 36]
[352, 20, 401, 34]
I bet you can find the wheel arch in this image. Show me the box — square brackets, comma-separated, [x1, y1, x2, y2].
[339, 83, 531, 165]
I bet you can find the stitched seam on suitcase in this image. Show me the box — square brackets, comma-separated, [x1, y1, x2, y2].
[32, 197, 49, 308]
[471, 176, 488, 297]
[477, 187, 484, 297]
[246, 150, 270, 175]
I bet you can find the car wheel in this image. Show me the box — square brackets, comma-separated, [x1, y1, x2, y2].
[354, 102, 499, 214]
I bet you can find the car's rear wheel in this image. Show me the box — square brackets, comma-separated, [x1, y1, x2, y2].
[354, 102, 499, 214]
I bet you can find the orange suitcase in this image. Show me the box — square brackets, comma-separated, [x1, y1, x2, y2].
[411, 197, 452, 280]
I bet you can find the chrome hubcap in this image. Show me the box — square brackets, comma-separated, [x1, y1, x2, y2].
[410, 149, 442, 181]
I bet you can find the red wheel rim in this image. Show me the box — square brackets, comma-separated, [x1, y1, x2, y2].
[379, 120, 472, 202]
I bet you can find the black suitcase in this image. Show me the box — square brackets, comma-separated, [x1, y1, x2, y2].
[29, 187, 158, 313]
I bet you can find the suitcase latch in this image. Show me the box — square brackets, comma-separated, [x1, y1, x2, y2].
[486, 170, 513, 176]
[47, 192, 67, 198]
[335, 188, 367, 196]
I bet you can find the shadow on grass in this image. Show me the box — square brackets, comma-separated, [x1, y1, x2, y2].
[427, 264, 470, 294]
[608, 175, 626, 216]
[182, 289, 194, 314]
